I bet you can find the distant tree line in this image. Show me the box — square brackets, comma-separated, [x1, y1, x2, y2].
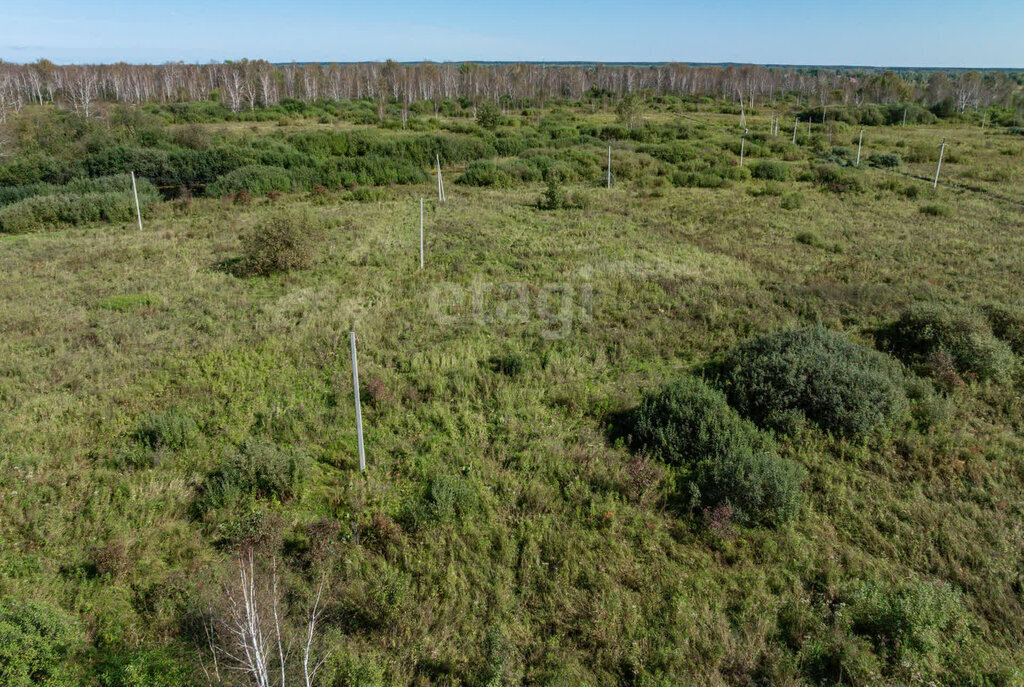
[0, 59, 1021, 123]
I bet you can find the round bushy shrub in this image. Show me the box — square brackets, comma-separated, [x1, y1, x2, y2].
[207, 164, 292, 197]
[780, 192, 804, 210]
[476, 101, 501, 130]
[455, 160, 511, 188]
[813, 165, 862, 194]
[883, 303, 1016, 381]
[672, 170, 724, 188]
[0, 597, 81, 686]
[867, 152, 902, 168]
[720, 327, 909, 438]
[848, 580, 964, 663]
[237, 208, 324, 276]
[981, 304, 1024, 356]
[722, 165, 751, 181]
[629, 376, 803, 525]
[501, 160, 542, 183]
[194, 438, 311, 513]
[751, 160, 790, 181]
[134, 408, 199, 450]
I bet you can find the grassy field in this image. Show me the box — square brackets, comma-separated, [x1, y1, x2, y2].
[2, 103, 1024, 685]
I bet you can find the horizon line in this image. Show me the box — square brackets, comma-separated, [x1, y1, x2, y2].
[1, 58, 1022, 71]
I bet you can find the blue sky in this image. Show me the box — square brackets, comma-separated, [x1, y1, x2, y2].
[2, 0, 1021, 67]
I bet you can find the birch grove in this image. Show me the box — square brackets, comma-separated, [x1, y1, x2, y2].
[0, 60, 1018, 118]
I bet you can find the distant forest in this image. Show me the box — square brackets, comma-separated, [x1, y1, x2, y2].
[1, 60, 1022, 122]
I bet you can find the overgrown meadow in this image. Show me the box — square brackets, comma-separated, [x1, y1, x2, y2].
[2, 95, 1024, 686]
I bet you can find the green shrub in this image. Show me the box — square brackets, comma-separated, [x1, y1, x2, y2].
[749, 181, 784, 197]
[751, 160, 790, 181]
[325, 651, 387, 687]
[628, 377, 803, 525]
[0, 183, 159, 234]
[194, 438, 311, 513]
[476, 101, 501, 130]
[722, 165, 751, 181]
[795, 230, 826, 248]
[780, 192, 804, 210]
[867, 152, 902, 168]
[347, 187, 387, 202]
[883, 303, 1016, 381]
[981, 304, 1024, 355]
[96, 647, 191, 687]
[207, 164, 293, 197]
[720, 327, 909, 438]
[536, 179, 588, 210]
[0, 597, 81, 687]
[0, 174, 158, 207]
[542, 161, 575, 183]
[236, 208, 324, 276]
[813, 165, 862, 193]
[133, 409, 199, 450]
[672, 171, 724, 188]
[919, 203, 950, 217]
[502, 160, 542, 183]
[849, 580, 964, 663]
[456, 160, 511, 188]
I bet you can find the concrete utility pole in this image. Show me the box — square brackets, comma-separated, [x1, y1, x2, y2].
[934, 138, 946, 189]
[436, 154, 445, 203]
[130, 171, 143, 231]
[856, 129, 864, 166]
[350, 331, 365, 472]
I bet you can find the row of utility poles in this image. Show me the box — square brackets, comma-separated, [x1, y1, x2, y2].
[754, 113, 948, 187]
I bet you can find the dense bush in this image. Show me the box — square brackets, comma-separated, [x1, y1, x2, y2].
[347, 187, 387, 202]
[501, 159, 543, 183]
[672, 170, 724, 188]
[0, 186, 159, 234]
[236, 208, 324, 276]
[719, 327, 909, 437]
[0, 174, 157, 207]
[207, 164, 293, 197]
[456, 160, 511, 187]
[0, 597, 81, 687]
[628, 376, 803, 525]
[721, 165, 751, 181]
[882, 303, 1016, 381]
[133, 408, 200, 450]
[981, 304, 1024, 355]
[919, 203, 950, 217]
[750, 160, 790, 181]
[476, 102, 501, 130]
[780, 192, 804, 210]
[422, 473, 479, 524]
[194, 438, 311, 513]
[849, 580, 964, 664]
[812, 164, 863, 193]
[867, 152, 902, 168]
[536, 180, 589, 210]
